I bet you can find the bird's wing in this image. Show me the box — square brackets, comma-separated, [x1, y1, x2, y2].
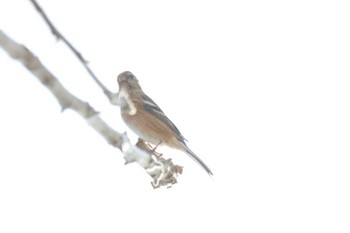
[142, 94, 187, 142]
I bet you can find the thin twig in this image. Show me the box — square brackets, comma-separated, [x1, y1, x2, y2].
[29, 0, 114, 98]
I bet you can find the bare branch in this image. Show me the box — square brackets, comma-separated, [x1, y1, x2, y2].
[0, 30, 181, 188]
[28, 0, 115, 100]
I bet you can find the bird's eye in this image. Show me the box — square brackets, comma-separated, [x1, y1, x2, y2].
[130, 74, 138, 81]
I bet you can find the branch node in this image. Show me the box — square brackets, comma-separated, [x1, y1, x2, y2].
[61, 105, 69, 112]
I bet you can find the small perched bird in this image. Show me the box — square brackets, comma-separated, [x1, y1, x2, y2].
[117, 71, 213, 175]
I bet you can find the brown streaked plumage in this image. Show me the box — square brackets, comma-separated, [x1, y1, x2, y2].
[117, 71, 213, 175]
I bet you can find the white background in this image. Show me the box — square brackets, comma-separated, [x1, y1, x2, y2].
[0, 0, 349, 232]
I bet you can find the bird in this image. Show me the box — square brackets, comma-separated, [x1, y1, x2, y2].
[117, 71, 213, 175]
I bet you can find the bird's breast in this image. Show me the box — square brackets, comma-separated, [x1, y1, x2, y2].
[121, 109, 177, 147]
[121, 111, 161, 145]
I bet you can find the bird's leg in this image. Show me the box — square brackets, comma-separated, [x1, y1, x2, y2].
[151, 141, 162, 152]
[136, 138, 152, 151]
[136, 138, 162, 155]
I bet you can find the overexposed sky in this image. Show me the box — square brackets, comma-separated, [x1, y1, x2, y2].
[1, 0, 350, 232]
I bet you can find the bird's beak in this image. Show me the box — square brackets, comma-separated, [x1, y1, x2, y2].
[117, 74, 126, 84]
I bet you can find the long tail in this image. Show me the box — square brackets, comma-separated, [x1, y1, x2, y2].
[182, 143, 213, 176]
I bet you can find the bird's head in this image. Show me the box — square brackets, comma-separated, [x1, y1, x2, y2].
[117, 71, 142, 94]
[118, 71, 138, 84]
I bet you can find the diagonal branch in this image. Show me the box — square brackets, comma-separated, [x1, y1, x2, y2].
[0, 30, 181, 188]
[29, 0, 115, 101]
